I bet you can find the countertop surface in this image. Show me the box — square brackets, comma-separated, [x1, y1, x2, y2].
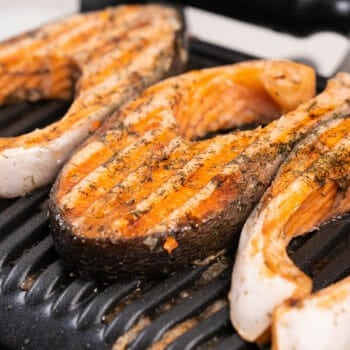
[0, 1, 348, 76]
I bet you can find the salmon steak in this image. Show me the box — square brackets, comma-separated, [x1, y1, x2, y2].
[0, 4, 186, 198]
[229, 73, 350, 346]
[50, 60, 317, 280]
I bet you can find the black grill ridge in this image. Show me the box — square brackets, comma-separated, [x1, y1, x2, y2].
[127, 272, 229, 350]
[166, 307, 230, 350]
[0, 38, 348, 350]
[25, 260, 69, 306]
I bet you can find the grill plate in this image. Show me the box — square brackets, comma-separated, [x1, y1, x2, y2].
[0, 38, 349, 350]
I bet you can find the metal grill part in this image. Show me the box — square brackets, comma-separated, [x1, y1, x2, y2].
[0, 38, 348, 350]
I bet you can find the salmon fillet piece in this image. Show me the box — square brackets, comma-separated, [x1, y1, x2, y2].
[229, 73, 350, 343]
[0, 4, 186, 197]
[50, 60, 317, 280]
[273, 276, 350, 350]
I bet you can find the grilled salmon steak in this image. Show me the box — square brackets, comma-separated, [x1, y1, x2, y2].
[229, 73, 350, 344]
[0, 4, 186, 198]
[273, 276, 350, 350]
[50, 60, 317, 280]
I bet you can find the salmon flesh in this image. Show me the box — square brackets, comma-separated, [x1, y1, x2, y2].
[50, 60, 318, 280]
[0, 4, 186, 197]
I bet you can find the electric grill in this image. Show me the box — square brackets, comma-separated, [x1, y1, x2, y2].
[0, 3, 350, 350]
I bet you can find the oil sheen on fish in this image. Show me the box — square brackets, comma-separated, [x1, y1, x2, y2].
[0, 4, 186, 198]
[229, 73, 350, 344]
[50, 60, 317, 280]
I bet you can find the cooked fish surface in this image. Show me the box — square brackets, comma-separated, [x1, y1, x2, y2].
[0, 4, 186, 198]
[273, 276, 350, 350]
[50, 60, 316, 280]
[229, 73, 350, 343]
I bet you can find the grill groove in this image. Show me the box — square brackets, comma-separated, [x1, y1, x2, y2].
[1, 235, 54, 294]
[166, 307, 230, 350]
[76, 281, 139, 330]
[128, 273, 229, 350]
[0, 211, 49, 270]
[50, 279, 99, 318]
[313, 239, 350, 291]
[25, 260, 69, 306]
[290, 215, 350, 275]
[103, 265, 208, 343]
[0, 187, 49, 235]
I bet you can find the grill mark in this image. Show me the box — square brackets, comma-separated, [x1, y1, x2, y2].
[51, 10, 143, 62]
[276, 132, 350, 207]
[121, 88, 176, 127]
[58, 89, 177, 196]
[0, 8, 154, 96]
[79, 40, 168, 105]
[67, 38, 173, 118]
[122, 133, 254, 237]
[60, 116, 176, 214]
[79, 39, 147, 87]
[75, 136, 187, 234]
[0, 5, 175, 100]
[0, 5, 183, 205]
[0, 19, 104, 90]
[69, 63, 328, 238]
[243, 121, 350, 267]
[104, 136, 237, 235]
[94, 138, 191, 220]
[86, 33, 169, 85]
[263, 133, 350, 270]
[219, 104, 350, 179]
[269, 116, 350, 198]
[1, 32, 175, 151]
[150, 181, 218, 234]
[57, 141, 107, 197]
[57, 130, 131, 197]
[37, 18, 108, 54]
[67, 141, 106, 167]
[134, 141, 227, 214]
[151, 101, 350, 236]
[0, 14, 86, 59]
[144, 133, 256, 234]
[78, 19, 168, 76]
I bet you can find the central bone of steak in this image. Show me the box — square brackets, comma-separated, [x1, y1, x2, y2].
[50, 60, 319, 279]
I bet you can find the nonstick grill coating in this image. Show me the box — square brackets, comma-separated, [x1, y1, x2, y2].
[0, 38, 348, 350]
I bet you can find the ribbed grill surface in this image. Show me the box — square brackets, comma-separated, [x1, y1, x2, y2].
[0, 38, 348, 350]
